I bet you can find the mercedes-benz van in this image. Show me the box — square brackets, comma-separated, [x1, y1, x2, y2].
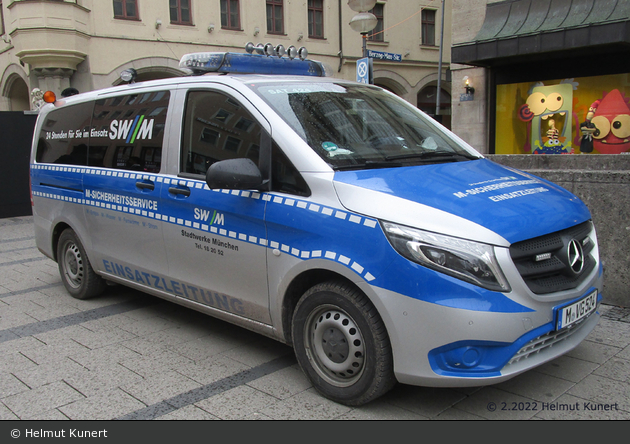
[30, 49, 602, 406]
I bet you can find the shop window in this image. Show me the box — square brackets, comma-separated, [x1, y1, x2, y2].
[170, 0, 192, 25]
[220, 0, 240, 30]
[495, 74, 630, 155]
[266, 0, 284, 35]
[113, 0, 139, 20]
[367, 3, 384, 42]
[421, 9, 435, 46]
[308, 0, 324, 39]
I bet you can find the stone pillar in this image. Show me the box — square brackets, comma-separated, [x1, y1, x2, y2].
[31, 68, 74, 96]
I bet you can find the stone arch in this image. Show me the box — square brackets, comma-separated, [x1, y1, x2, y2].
[97, 57, 184, 89]
[415, 73, 452, 129]
[372, 69, 411, 101]
[1, 64, 31, 111]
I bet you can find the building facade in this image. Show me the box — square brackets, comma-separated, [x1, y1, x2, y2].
[1, 0, 452, 123]
[450, 0, 630, 155]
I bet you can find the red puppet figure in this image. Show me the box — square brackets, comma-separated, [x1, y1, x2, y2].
[590, 89, 630, 154]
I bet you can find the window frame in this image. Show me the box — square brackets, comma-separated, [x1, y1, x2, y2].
[170, 0, 193, 26]
[220, 0, 241, 30]
[113, 0, 140, 21]
[0, 1, 5, 37]
[421, 9, 436, 47]
[266, 0, 284, 35]
[307, 0, 324, 39]
[367, 3, 384, 42]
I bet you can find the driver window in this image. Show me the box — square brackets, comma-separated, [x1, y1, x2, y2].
[181, 90, 262, 175]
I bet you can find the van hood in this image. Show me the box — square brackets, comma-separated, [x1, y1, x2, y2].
[332, 158, 591, 245]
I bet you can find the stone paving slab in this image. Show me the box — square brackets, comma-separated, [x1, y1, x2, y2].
[0, 216, 629, 422]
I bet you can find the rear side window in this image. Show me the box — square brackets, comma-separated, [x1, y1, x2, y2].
[90, 91, 170, 172]
[36, 102, 94, 165]
[35, 91, 170, 173]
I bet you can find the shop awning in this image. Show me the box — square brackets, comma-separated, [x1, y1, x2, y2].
[452, 0, 630, 68]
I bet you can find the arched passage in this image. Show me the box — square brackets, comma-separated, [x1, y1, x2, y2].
[417, 85, 451, 129]
[1, 65, 31, 111]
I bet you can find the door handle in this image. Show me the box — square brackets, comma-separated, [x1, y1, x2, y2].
[168, 186, 191, 197]
[136, 180, 155, 191]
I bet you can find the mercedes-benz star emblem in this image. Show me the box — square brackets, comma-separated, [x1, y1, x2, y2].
[567, 239, 585, 274]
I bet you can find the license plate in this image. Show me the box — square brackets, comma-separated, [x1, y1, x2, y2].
[556, 290, 597, 330]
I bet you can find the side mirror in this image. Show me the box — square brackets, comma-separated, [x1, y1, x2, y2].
[205, 158, 264, 190]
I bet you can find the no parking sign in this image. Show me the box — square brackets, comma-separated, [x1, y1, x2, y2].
[356, 57, 373, 84]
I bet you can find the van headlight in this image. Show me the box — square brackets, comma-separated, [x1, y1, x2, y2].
[382, 222, 511, 292]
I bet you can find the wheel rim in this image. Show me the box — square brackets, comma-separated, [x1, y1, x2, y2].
[62, 241, 84, 289]
[303, 304, 366, 387]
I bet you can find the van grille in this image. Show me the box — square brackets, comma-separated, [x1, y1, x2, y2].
[509, 221, 595, 294]
[506, 315, 592, 366]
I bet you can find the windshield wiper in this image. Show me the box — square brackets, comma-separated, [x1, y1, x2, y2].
[364, 160, 403, 168]
[332, 160, 403, 171]
[385, 151, 478, 162]
[331, 151, 477, 170]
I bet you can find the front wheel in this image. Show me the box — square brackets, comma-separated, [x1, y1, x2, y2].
[56, 229, 106, 300]
[291, 281, 395, 406]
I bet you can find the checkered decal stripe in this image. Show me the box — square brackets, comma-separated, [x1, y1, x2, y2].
[31, 165, 378, 282]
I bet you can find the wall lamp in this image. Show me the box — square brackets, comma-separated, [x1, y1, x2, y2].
[463, 76, 475, 95]
[208, 23, 215, 33]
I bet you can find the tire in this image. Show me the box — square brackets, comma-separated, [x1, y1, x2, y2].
[291, 280, 396, 406]
[56, 229, 106, 300]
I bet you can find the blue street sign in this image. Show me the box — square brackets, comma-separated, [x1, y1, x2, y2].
[367, 50, 402, 62]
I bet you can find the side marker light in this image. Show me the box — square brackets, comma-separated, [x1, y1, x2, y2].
[43, 91, 56, 103]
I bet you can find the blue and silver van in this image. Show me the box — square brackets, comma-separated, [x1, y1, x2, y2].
[30, 49, 602, 405]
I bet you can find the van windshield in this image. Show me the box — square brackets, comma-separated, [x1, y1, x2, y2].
[254, 82, 480, 170]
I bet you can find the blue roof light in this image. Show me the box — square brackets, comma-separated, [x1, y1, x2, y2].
[179, 50, 327, 77]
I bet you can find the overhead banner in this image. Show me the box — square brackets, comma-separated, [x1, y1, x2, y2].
[495, 73, 630, 155]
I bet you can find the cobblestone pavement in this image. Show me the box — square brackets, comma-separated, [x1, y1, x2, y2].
[1, 216, 629, 420]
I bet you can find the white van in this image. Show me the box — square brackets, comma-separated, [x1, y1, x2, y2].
[30, 48, 602, 406]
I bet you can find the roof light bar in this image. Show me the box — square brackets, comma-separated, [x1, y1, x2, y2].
[179, 44, 326, 77]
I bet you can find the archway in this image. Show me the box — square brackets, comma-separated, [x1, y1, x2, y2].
[417, 85, 451, 129]
[372, 70, 411, 102]
[1, 66, 31, 111]
[8, 78, 30, 111]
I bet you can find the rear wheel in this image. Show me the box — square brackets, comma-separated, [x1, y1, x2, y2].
[57, 229, 106, 300]
[291, 280, 395, 406]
